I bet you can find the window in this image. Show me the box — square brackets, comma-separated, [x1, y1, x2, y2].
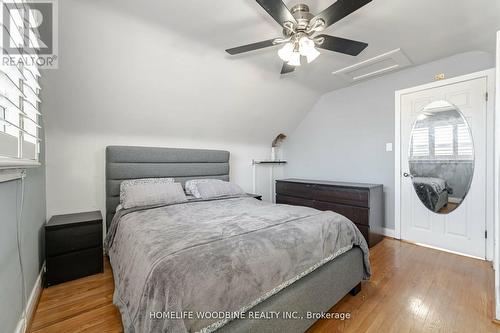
[0, 1, 42, 167]
[434, 125, 454, 156]
[457, 124, 473, 157]
[410, 123, 473, 161]
[411, 128, 429, 157]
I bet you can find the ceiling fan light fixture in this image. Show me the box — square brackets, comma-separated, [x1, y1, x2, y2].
[299, 36, 320, 63]
[225, 0, 372, 75]
[287, 51, 301, 67]
[278, 42, 294, 62]
[304, 47, 320, 63]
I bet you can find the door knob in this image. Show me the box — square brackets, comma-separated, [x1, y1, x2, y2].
[403, 173, 412, 178]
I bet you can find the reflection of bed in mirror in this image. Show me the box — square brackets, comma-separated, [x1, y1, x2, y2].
[409, 159, 473, 213]
[412, 176, 452, 213]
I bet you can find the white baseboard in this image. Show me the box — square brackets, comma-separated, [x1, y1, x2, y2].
[14, 262, 45, 333]
[382, 228, 396, 238]
[14, 318, 25, 333]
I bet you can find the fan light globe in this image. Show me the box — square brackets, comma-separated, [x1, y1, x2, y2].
[278, 43, 294, 62]
[299, 37, 320, 63]
[287, 51, 301, 67]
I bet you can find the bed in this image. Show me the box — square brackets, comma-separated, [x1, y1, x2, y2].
[105, 146, 371, 333]
[412, 177, 451, 212]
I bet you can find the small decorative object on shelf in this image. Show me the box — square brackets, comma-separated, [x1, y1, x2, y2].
[271, 133, 287, 161]
[45, 211, 103, 287]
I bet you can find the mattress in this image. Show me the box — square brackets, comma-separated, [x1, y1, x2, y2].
[105, 196, 371, 333]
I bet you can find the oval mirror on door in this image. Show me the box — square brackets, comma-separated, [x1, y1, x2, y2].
[408, 100, 474, 214]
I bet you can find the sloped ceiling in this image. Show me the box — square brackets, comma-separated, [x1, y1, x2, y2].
[41, 0, 500, 144]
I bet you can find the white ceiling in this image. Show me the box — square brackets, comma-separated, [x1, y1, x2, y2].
[90, 0, 500, 93]
[42, 0, 500, 145]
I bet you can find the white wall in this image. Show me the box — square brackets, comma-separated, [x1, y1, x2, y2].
[284, 51, 495, 230]
[0, 153, 46, 333]
[41, 0, 321, 218]
[45, 133, 270, 216]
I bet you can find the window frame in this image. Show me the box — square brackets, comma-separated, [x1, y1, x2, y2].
[0, 1, 42, 169]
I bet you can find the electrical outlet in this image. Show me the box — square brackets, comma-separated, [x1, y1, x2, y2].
[386, 143, 393, 152]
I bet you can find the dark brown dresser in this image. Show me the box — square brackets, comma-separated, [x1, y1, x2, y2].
[45, 211, 104, 286]
[276, 179, 384, 248]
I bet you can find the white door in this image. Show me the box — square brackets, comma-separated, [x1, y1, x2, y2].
[400, 77, 488, 258]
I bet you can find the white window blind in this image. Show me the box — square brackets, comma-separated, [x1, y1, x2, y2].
[0, 0, 42, 167]
[411, 127, 430, 158]
[457, 124, 473, 158]
[434, 125, 454, 157]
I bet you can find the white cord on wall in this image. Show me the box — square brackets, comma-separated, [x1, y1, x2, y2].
[16, 170, 27, 331]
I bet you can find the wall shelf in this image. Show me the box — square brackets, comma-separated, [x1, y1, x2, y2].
[252, 160, 287, 201]
[252, 160, 287, 165]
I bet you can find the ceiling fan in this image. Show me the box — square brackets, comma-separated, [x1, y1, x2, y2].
[226, 0, 372, 74]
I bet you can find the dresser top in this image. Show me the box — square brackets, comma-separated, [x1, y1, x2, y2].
[277, 178, 383, 189]
[46, 211, 102, 229]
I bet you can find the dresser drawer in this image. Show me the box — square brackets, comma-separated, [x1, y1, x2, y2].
[276, 194, 315, 208]
[46, 223, 102, 257]
[313, 185, 369, 207]
[353, 224, 370, 245]
[46, 246, 103, 286]
[313, 201, 370, 226]
[276, 182, 314, 199]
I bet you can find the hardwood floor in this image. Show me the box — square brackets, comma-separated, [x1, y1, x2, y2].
[30, 239, 500, 333]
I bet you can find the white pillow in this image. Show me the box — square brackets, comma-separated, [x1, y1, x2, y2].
[120, 180, 186, 209]
[120, 178, 174, 204]
[185, 179, 217, 198]
[190, 180, 245, 199]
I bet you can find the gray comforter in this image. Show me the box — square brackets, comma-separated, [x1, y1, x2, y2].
[105, 196, 370, 333]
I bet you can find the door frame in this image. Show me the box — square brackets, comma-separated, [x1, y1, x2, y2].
[394, 68, 496, 260]
[494, 30, 500, 320]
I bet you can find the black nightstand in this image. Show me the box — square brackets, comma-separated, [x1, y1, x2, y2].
[45, 211, 104, 287]
[247, 193, 263, 201]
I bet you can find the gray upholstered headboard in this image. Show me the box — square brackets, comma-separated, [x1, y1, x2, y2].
[105, 146, 230, 228]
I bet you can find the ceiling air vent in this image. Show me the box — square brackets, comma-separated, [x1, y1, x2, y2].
[332, 48, 412, 82]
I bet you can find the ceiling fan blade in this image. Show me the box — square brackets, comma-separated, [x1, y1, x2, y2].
[226, 38, 280, 55]
[255, 0, 297, 28]
[315, 35, 368, 56]
[312, 0, 372, 30]
[281, 62, 295, 75]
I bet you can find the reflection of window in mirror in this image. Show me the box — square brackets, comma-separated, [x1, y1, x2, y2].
[410, 116, 473, 161]
[434, 125, 453, 156]
[411, 128, 429, 157]
[457, 124, 473, 157]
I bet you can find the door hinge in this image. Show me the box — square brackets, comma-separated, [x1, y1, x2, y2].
[485, 230, 488, 239]
[486, 92, 489, 101]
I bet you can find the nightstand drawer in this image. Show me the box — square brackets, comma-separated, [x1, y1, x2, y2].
[46, 223, 102, 256]
[46, 247, 103, 286]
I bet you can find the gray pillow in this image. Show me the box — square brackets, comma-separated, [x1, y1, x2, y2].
[120, 178, 174, 204]
[121, 181, 187, 209]
[194, 180, 245, 199]
[185, 179, 215, 198]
